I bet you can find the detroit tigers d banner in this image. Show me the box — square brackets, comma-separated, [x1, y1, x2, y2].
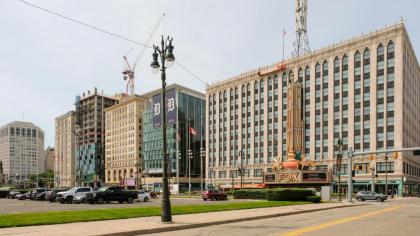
[152, 88, 177, 128]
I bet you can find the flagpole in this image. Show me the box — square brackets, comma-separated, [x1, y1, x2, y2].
[188, 119, 191, 198]
[282, 28, 285, 61]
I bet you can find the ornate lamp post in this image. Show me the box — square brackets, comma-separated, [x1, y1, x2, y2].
[336, 138, 343, 202]
[150, 36, 175, 223]
[238, 151, 246, 189]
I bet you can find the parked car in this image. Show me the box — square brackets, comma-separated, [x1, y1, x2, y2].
[0, 187, 11, 198]
[85, 186, 138, 204]
[15, 193, 26, 200]
[29, 188, 47, 200]
[202, 190, 228, 201]
[147, 191, 157, 199]
[35, 189, 50, 201]
[137, 190, 150, 202]
[356, 191, 387, 202]
[56, 187, 93, 204]
[46, 189, 68, 202]
[7, 191, 21, 199]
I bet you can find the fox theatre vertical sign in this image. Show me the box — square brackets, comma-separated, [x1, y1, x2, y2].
[153, 88, 177, 128]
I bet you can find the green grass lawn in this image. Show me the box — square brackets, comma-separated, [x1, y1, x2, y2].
[0, 201, 309, 228]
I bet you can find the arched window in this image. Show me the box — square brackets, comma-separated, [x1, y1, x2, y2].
[108, 171, 111, 181]
[322, 60, 328, 75]
[315, 63, 321, 77]
[254, 81, 258, 93]
[113, 170, 117, 181]
[342, 55, 348, 68]
[363, 48, 370, 61]
[334, 57, 340, 70]
[354, 50, 361, 64]
[387, 40, 395, 60]
[298, 67, 303, 83]
[305, 66, 310, 80]
[377, 43, 384, 61]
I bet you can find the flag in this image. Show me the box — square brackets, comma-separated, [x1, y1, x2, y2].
[189, 126, 198, 136]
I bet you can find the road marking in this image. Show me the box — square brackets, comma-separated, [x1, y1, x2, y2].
[279, 206, 404, 236]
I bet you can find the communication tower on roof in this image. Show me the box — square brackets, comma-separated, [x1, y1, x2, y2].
[292, 0, 311, 57]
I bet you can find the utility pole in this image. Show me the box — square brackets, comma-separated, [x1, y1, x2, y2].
[176, 150, 180, 194]
[347, 147, 353, 202]
[385, 154, 388, 196]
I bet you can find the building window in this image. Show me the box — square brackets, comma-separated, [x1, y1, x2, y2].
[376, 162, 394, 173]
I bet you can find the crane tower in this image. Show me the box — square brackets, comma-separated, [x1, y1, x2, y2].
[292, 0, 310, 57]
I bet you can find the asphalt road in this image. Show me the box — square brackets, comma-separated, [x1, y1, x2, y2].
[0, 197, 253, 214]
[143, 197, 420, 236]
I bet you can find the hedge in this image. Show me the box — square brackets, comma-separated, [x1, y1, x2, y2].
[306, 195, 321, 203]
[266, 188, 315, 201]
[233, 188, 316, 201]
[233, 189, 267, 199]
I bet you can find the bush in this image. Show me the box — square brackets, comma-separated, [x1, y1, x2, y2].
[233, 189, 268, 199]
[266, 188, 315, 201]
[306, 195, 321, 203]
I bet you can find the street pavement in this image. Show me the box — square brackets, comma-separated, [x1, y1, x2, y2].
[0, 197, 252, 214]
[143, 197, 420, 236]
[0, 202, 348, 236]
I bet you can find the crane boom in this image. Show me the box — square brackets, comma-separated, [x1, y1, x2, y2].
[122, 13, 166, 96]
[133, 13, 166, 71]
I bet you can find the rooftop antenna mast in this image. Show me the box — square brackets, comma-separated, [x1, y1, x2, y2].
[292, 0, 310, 57]
[123, 13, 166, 96]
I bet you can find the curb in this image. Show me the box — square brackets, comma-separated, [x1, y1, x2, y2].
[100, 204, 364, 236]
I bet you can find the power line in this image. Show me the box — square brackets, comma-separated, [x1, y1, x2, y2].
[16, 0, 208, 87]
[17, 0, 151, 48]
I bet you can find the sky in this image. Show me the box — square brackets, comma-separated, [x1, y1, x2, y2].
[0, 0, 419, 147]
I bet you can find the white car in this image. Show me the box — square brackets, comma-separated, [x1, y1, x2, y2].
[137, 191, 150, 202]
[56, 187, 93, 204]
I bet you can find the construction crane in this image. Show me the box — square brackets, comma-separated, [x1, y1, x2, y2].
[123, 13, 166, 95]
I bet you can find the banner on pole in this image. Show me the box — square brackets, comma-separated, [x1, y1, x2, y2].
[152, 89, 177, 128]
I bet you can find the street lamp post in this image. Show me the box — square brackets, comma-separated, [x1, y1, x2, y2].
[238, 151, 246, 189]
[385, 154, 388, 196]
[336, 138, 343, 202]
[150, 35, 175, 223]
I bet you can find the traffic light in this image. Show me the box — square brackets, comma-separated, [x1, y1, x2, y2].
[369, 154, 375, 161]
[393, 152, 399, 160]
[352, 170, 355, 177]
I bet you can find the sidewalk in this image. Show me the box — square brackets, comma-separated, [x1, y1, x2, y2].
[0, 202, 361, 236]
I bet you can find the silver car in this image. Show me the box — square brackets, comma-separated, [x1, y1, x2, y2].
[356, 191, 387, 202]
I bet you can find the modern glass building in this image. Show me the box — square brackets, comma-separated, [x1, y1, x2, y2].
[141, 84, 205, 192]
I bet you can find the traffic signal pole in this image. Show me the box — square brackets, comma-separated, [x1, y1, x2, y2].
[347, 148, 353, 202]
[348, 146, 420, 198]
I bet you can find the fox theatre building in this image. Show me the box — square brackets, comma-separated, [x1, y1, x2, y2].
[264, 170, 330, 188]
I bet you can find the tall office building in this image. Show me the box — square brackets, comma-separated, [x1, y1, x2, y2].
[0, 121, 45, 183]
[44, 147, 54, 172]
[54, 111, 76, 188]
[75, 88, 119, 187]
[104, 95, 148, 188]
[206, 23, 420, 195]
[141, 84, 206, 192]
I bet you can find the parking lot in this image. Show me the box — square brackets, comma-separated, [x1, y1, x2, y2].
[0, 197, 254, 215]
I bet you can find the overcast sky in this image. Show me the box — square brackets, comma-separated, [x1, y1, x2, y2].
[1, 0, 419, 147]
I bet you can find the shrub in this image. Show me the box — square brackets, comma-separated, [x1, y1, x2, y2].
[233, 189, 268, 199]
[266, 188, 315, 201]
[306, 195, 321, 203]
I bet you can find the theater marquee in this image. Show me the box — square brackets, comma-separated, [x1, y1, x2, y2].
[264, 170, 330, 184]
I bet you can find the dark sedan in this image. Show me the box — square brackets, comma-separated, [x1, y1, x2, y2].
[46, 189, 68, 202]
